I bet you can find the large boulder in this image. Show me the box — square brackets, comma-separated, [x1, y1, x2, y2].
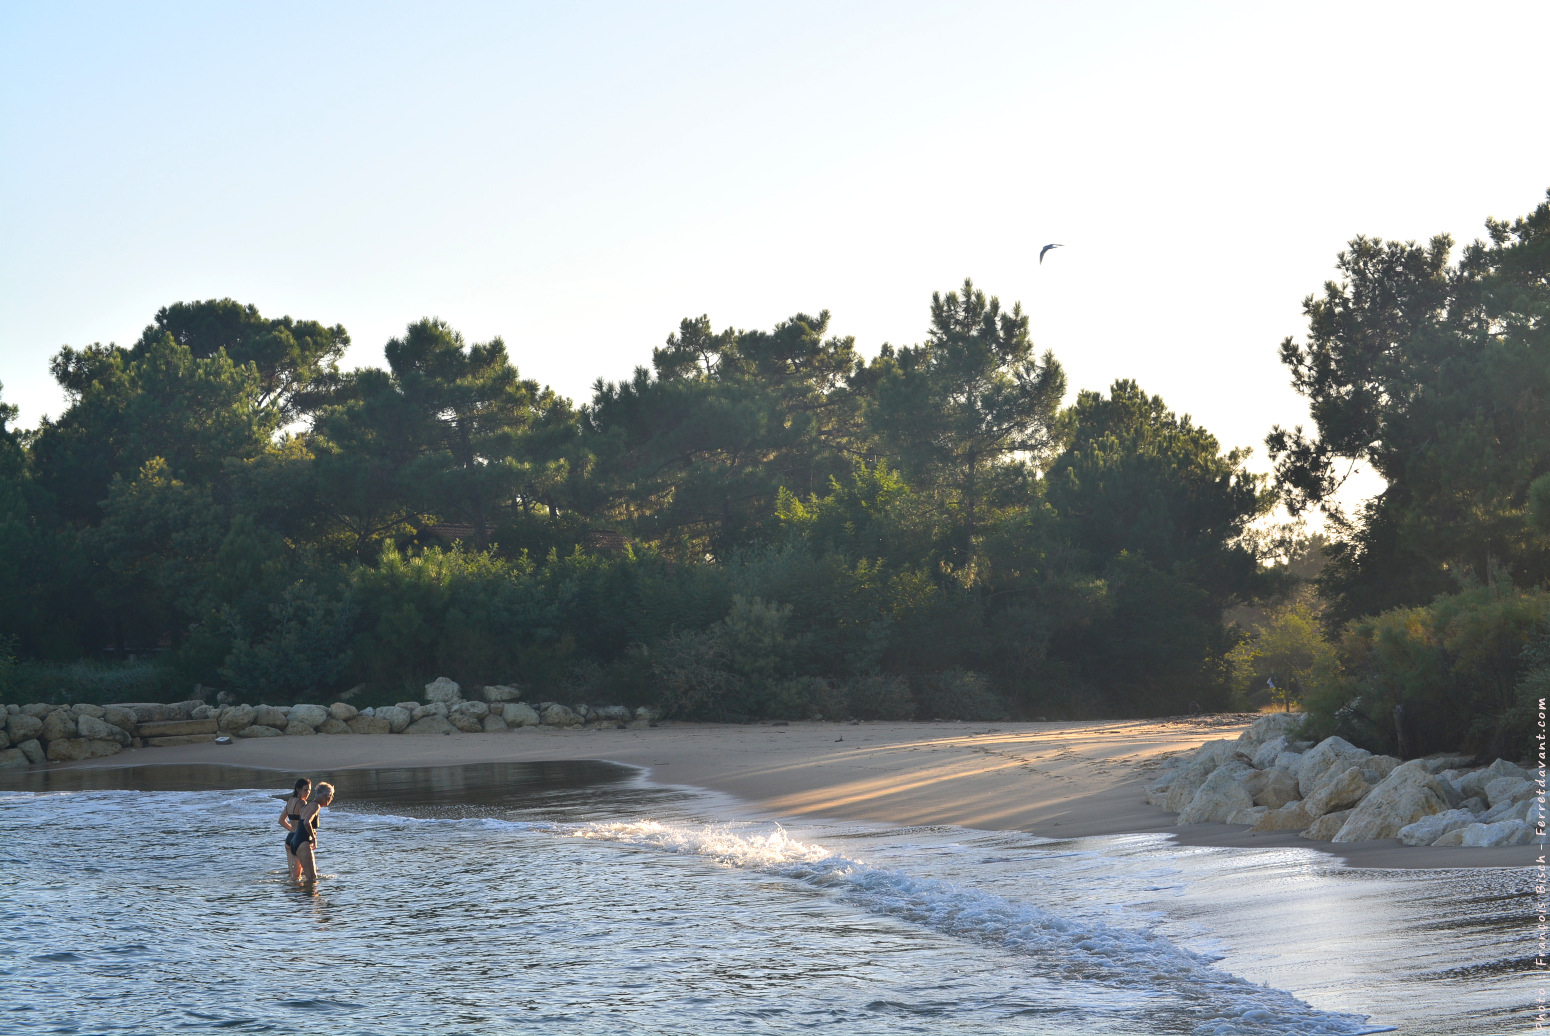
[375, 705, 412, 733]
[482, 714, 510, 733]
[0, 747, 28, 769]
[283, 722, 316, 736]
[1398, 809, 1478, 846]
[395, 701, 419, 713]
[424, 677, 462, 704]
[1163, 755, 1220, 813]
[71, 703, 105, 719]
[539, 703, 583, 728]
[1302, 808, 1355, 841]
[237, 724, 283, 738]
[347, 714, 393, 735]
[191, 704, 218, 720]
[0, 728, 8, 749]
[482, 684, 524, 703]
[1251, 802, 1314, 832]
[328, 702, 359, 722]
[16, 739, 44, 764]
[1179, 761, 1256, 824]
[447, 711, 484, 733]
[21, 702, 57, 718]
[5, 712, 43, 743]
[1485, 776, 1535, 808]
[1236, 713, 1304, 748]
[1460, 819, 1534, 847]
[317, 718, 352, 735]
[76, 714, 130, 745]
[412, 702, 449, 721]
[218, 705, 256, 732]
[253, 705, 289, 729]
[592, 705, 632, 723]
[502, 702, 540, 727]
[1295, 737, 1372, 798]
[451, 700, 490, 720]
[41, 710, 78, 742]
[86, 739, 122, 758]
[137, 718, 218, 738]
[46, 737, 93, 762]
[288, 704, 330, 729]
[103, 705, 137, 733]
[117, 702, 179, 723]
[1303, 766, 1375, 818]
[1243, 767, 1301, 809]
[1332, 760, 1450, 842]
[1251, 736, 1289, 770]
[404, 715, 456, 736]
[1144, 770, 1180, 808]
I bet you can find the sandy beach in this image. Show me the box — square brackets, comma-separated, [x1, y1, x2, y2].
[49, 716, 1536, 868]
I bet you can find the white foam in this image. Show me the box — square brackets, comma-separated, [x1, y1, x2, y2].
[573, 820, 1392, 1036]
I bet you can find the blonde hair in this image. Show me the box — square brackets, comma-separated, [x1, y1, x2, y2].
[314, 782, 335, 803]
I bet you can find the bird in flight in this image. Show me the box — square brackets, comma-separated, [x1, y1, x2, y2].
[1039, 243, 1063, 264]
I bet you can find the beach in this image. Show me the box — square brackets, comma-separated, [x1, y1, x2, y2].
[48, 716, 1537, 868]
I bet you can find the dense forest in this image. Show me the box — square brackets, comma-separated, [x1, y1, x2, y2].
[2, 191, 1547, 758]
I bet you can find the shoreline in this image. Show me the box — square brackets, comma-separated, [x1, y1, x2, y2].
[22, 718, 1537, 869]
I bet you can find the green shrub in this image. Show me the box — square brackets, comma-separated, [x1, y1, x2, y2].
[913, 669, 1007, 721]
[3, 657, 185, 706]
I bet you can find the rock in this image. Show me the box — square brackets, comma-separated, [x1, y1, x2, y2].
[76, 714, 130, 745]
[236, 725, 283, 738]
[1486, 758, 1530, 782]
[1398, 809, 1478, 846]
[1251, 802, 1314, 832]
[592, 705, 632, 723]
[117, 702, 179, 723]
[5, 713, 43, 742]
[1273, 751, 1304, 771]
[482, 684, 524, 702]
[22, 703, 57, 718]
[1302, 808, 1355, 841]
[103, 706, 137, 732]
[375, 705, 412, 733]
[635, 706, 658, 722]
[1236, 713, 1304, 747]
[1164, 755, 1221, 813]
[136, 719, 219, 738]
[0, 729, 7, 749]
[283, 722, 316, 736]
[451, 700, 490, 720]
[46, 737, 93, 762]
[1227, 805, 1269, 825]
[347, 714, 393, 735]
[1484, 776, 1534, 808]
[502, 703, 540, 727]
[1296, 737, 1372, 798]
[412, 702, 449, 720]
[1245, 767, 1301, 809]
[144, 734, 218, 746]
[424, 677, 462, 704]
[1332, 760, 1450, 842]
[1363, 755, 1401, 782]
[404, 715, 456, 736]
[41, 710, 78, 741]
[191, 704, 218, 720]
[218, 705, 256, 732]
[482, 714, 509, 732]
[1194, 738, 1240, 769]
[317, 718, 352, 735]
[448, 712, 484, 733]
[1432, 828, 1467, 847]
[539, 703, 583, 728]
[1179, 761, 1256, 823]
[86, 739, 122, 757]
[170, 699, 207, 718]
[1144, 770, 1179, 807]
[287, 704, 330, 728]
[328, 702, 359, 722]
[253, 705, 288, 728]
[1422, 753, 1474, 773]
[395, 701, 419, 713]
[1251, 736, 1289, 770]
[1459, 796, 1486, 814]
[1461, 820, 1534, 847]
[16, 739, 44, 764]
[71, 703, 105, 719]
[0, 747, 28, 769]
[1304, 766, 1375, 817]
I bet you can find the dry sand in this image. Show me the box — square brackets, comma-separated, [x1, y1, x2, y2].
[55, 717, 1536, 868]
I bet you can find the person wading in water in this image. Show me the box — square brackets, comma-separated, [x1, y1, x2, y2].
[279, 779, 334, 881]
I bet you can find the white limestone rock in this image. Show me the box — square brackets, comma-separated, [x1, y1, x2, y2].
[1485, 776, 1535, 808]
[502, 703, 541, 727]
[482, 684, 524, 703]
[191, 704, 218, 720]
[41, 710, 78, 742]
[412, 702, 450, 721]
[0, 747, 28, 769]
[404, 715, 456, 736]
[16, 738, 44, 764]
[592, 705, 632, 723]
[253, 705, 288, 728]
[1244, 767, 1301, 809]
[218, 705, 256, 732]
[76, 714, 130, 745]
[1460, 819, 1534, 847]
[1227, 805, 1269, 825]
[447, 711, 484, 733]
[284, 722, 316, 736]
[539, 703, 583, 728]
[1251, 736, 1289, 770]
[375, 705, 412, 733]
[1144, 770, 1180, 808]
[1251, 801, 1314, 832]
[45, 737, 92, 762]
[103, 705, 137, 733]
[1303, 766, 1375, 818]
[1398, 809, 1478, 846]
[236, 725, 283, 738]
[482, 714, 509, 732]
[328, 702, 359, 722]
[1332, 759, 1449, 842]
[71, 703, 105, 719]
[288, 704, 330, 729]
[1236, 713, 1304, 748]
[1179, 761, 1256, 824]
[424, 677, 462, 704]
[347, 714, 393, 735]
[1302, 808, 1354, 841]
[317, 718, 352, 735]
[1295, 737, 1372, 798]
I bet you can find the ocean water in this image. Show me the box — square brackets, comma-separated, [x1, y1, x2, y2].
[0, 762, 1534, 1036]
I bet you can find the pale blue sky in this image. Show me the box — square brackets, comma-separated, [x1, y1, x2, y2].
[3, 1, 1547, 501]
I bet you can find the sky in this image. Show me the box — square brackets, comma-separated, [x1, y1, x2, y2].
[3, 1, 1548, 508]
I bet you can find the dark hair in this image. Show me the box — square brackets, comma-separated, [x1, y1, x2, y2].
[293, 778, 311, 795]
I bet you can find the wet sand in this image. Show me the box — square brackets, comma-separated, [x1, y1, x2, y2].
[38, 717, 1537, 868]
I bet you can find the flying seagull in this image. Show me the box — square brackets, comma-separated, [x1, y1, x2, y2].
[1039, 243, 1063, 264]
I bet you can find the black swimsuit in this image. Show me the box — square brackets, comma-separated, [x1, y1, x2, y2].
[285, 801, 316, 853]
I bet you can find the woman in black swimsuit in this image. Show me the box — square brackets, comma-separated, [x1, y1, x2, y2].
[286, 781, 335, 882]
[279, 778, 312, 880]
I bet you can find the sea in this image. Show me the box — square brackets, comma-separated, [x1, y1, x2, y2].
[0, 761, 1535, 1035]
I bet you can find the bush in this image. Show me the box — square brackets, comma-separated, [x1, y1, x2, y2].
[1225, 597, 1339, 711]
[845, 674, 916, 720]
[2, 657, 185, 706]
[913, 669, 1007, 721]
